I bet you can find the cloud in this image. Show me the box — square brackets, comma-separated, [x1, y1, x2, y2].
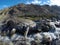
[26, 0, 60, 6]
[50, 0, 60, 6]
[31, 0, 41, 4]
[0, 5, 8, 9]
[3, 5, 8, 8]
[47, 0, 50, 3]
[26, 2, 31, 4]
[26, 0, 50, 5]
[26, 0, 41, 4]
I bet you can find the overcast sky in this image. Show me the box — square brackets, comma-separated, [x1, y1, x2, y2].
[0, 0, 60, 9]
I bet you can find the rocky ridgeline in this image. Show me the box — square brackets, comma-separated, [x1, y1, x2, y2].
[0, 4, 60, 19]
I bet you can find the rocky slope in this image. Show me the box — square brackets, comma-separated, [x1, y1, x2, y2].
[0, 4, 60, 19]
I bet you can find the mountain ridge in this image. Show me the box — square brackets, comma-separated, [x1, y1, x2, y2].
[0, 4, 60, 19]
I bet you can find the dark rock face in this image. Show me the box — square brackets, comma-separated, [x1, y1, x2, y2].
[7, 20, 15, 27]
[1, 20, 25, 35]
[1, 20, 15, 32]
[0, 16, 37, 35]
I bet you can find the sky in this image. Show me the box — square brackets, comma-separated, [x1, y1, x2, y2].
[0, 0, 60, 9]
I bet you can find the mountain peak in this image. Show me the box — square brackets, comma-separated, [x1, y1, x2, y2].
[0, 4, 60, 19]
